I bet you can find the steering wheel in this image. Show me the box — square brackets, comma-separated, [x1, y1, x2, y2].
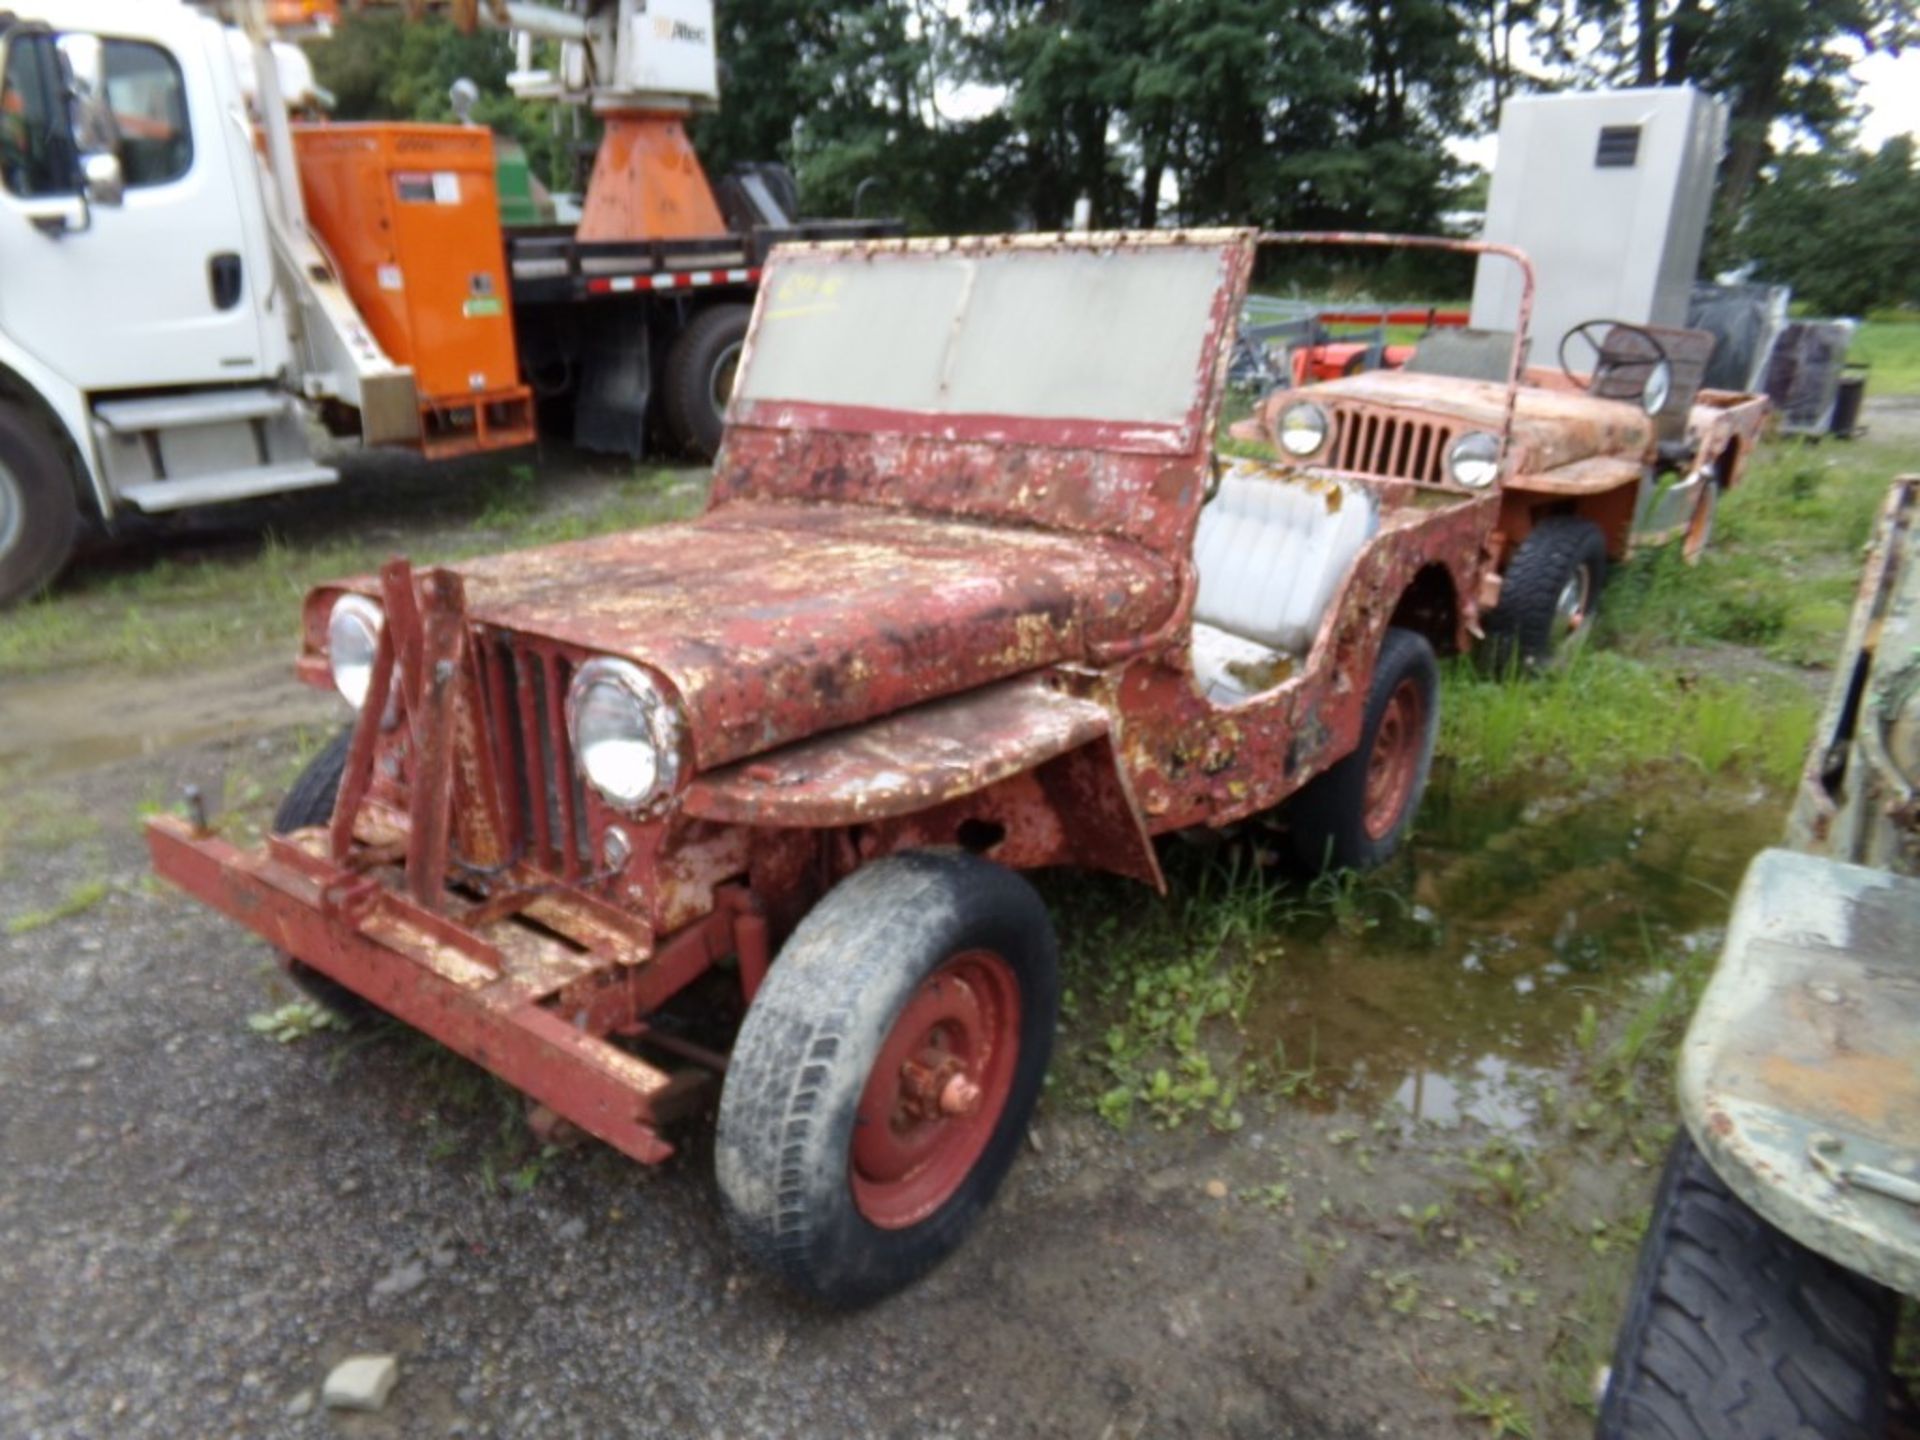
[1558, 320, 1673, 414]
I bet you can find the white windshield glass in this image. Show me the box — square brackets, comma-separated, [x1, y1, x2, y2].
[738, 246, 1230, 427]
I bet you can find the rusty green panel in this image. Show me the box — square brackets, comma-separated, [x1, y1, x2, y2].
[1679, 475, 1920, 1299]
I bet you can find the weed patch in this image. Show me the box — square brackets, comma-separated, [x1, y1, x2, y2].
[1440, 651, 1815, 789]
[5, 878, 111, 935]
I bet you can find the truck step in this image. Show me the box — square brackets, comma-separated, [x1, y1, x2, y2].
[119, 462, 337, 512]
[93, 388, 295, 432]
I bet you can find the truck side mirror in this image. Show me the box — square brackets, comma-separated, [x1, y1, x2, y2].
[79, 148, 122, 206]
[55, 32, 123, 209]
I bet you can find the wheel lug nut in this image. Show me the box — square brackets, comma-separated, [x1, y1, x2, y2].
[939, 1074, 981, 1116]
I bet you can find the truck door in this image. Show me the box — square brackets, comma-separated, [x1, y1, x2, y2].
[0, 17, 272, 392]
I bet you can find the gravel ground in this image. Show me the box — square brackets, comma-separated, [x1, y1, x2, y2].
[0, 725, 1620, 1440]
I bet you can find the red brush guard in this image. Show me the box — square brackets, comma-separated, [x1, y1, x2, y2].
[144, 559, 766, 1164]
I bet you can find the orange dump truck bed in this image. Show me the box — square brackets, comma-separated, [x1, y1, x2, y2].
[292, 123, 535, 458]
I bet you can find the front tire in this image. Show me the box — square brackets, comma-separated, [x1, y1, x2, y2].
[716, 851, 1060, 1306]
[1483, 515, 1608, 670]
[1287, 626, 1438, 872]
[1598, 1132, 1896, 1440]
[0, 404, 80, 608]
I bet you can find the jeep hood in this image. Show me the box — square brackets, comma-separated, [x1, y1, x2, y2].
[1302, 372, 1656, 472]
[441, 501, 1177, 770]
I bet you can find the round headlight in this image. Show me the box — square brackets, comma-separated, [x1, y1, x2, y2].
[1446, 431, 1501, 489]
[326, 594, 384, 709]
[1642, 358, 1673, 416]
[567, 658, 686, 813]
[1276, 401, 1330, 458]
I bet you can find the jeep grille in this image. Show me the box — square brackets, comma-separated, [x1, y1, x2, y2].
[1330, 408, 1458, 486]
[474, 632, 594, 879]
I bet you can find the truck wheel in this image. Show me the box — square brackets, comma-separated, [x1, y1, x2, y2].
[1287, 626, 1438, 872]
[716, 851, 1060, 1306]
[1598, 1131, 1896, 1440]
[1482, 515, 1607, 670]
[663, 303, 750, 460]
[0, 404, 80, 608]
[270, 727, 370, 1021]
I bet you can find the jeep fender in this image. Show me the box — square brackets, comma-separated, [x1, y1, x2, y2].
[683, 672, 1164, 890]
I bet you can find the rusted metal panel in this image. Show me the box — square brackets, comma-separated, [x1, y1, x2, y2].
[349, 504, 1181, 774]
[147, 815, 682, 1165]
[684, 673, 1111, 827]
[1790, 476, 1920, 874]
[1679, 848, 1920, 1298]
[1680, 477, 1920, 1299]
[1120, 491, 1498, 831]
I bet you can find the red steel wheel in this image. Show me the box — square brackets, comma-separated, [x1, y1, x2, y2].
[1361, 678, 1426, 842]
[1286, 627, 1438, 872]
[851, 949, 1021, 1229]
[716, 852, 1060, 1305]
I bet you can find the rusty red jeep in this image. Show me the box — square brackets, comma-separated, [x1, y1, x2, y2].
[1234, 234, 1769, 666]
[149, 229, 1515, 1303]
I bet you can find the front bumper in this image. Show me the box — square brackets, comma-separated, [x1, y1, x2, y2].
[145, 815, 739, 1165]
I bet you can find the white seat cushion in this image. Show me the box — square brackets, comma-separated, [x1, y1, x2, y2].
[1193, 463, 1377, 657]
[1190, 622, 1297, 706]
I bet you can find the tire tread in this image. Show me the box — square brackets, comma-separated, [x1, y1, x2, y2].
[1598, 1132, 1896, 1439]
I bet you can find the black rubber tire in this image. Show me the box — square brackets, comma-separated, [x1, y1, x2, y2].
[1597, 1131, 1897, 1440]
[715, 851, 1060, 1306]
[0, 403, 80, 608]
[1286, 626, 1438, 872]
[270, 727, 370, 1021]
[1482, 515, 1608, 671]
[662, 303, 751, 460]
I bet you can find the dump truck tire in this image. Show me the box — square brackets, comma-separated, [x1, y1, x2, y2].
[1482, 515, 1607, 670]
[716, 851, 1059, 1306]
[1286, 626, 1437, 872]
[1597, 1131, 1896, 1440]
[663, 303, 750, 460]
[270, 727, 371, 1021]
[0, 403, 79, 609]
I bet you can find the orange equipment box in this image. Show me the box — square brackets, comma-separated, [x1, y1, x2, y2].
[292, 123, 535, 458]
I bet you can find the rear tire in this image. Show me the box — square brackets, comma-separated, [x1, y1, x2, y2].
[1286, 627, 1438, 872]
[716, 851, 1059, 1306]
[0, 404, 80, 608]
[663, 303, 750, 460]
[1482, 515, 1607, 670]
[270, 728, 370, 1021]
[1597, 1131, 1896, 1440]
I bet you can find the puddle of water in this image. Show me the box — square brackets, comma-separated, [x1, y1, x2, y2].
[1237, 764, 1784, 1136]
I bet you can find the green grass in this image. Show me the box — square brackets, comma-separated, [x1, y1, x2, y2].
[1440, 652, 1816, 790]
[0, 465, 701, 683]
[1850, 314, 1920, 397]
[6, 877, 111, 936]
[1601, 431, 1910, 667]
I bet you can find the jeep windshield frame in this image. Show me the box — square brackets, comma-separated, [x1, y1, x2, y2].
[729, 232, 1251, 458]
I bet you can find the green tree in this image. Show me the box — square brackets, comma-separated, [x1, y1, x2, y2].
[1736, 135, 1920, 313]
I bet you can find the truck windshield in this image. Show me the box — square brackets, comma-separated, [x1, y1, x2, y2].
[736, 244, 1230, 434]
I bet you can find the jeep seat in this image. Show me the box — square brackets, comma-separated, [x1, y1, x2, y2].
[1190, 464, 1377, 704]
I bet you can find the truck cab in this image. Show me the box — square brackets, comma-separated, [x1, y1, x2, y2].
[0, 0, 392, 605]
